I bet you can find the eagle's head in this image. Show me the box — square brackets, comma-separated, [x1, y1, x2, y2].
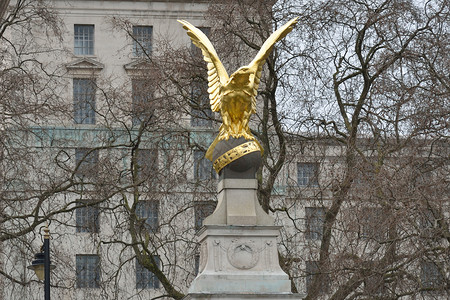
[228, 67, 251, 87]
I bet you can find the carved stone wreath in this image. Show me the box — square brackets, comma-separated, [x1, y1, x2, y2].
[227, 239, 259, 270]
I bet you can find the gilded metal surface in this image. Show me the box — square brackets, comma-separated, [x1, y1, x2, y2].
[179, 18, 298, 168]
[213, 141, 261, 173]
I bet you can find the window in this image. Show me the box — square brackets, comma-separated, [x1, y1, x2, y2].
[360, 207, 386, 241]
[191, 80, 213, 127]
[76, 200, 99, 233]
[305, 207, 325, 240]
[76, 255, 100, 288]
[135, 149, 158, 180]
[132, 79, 154, 126]
[73, 79, 96, 124]
[297, 163, 319, 187]
[74, 25, 94, 55]
[133, 26, 152, 57]
[136, 201, 159, 231]
[421, 261, 446, 290]
[305, 260, 329, 294]
[194, 201, 216, 230]
[75, 148, 98, 178]
[194, 150, 214, 180]
[136, 256, 160, 289]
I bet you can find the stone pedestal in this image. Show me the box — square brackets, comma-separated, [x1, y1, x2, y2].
[184, 293, 303, 300]
[185, 226, 303, 299]
[185, 179, 304, 299]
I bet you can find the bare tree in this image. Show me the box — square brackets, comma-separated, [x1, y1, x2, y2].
[272, 0, 449, 299]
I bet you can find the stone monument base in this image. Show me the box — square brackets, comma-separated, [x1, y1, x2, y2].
[184, 293, 304, 300]
[185, 225, 304, 300]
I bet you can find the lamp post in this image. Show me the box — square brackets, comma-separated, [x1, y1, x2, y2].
[28, 225, 55, 300]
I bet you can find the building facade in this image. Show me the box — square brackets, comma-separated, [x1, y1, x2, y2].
[1, 0, 449, 299]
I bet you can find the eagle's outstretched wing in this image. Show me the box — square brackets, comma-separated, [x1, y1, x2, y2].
[178, 20, 229, 112]
[248, 17, 299, 98]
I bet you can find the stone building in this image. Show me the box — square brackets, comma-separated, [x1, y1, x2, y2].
[1, 0, 448, 299]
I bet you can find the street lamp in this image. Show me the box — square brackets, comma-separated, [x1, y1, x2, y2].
[28, 225, 56, 300]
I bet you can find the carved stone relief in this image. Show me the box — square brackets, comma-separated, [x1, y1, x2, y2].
[213, 240, 222, 271]
[227, 239, 259, 270]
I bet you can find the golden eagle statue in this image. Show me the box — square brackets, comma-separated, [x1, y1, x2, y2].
[179, 18, 298, 171]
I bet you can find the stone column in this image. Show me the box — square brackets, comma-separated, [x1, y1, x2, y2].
[203, 179, 273, 226]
